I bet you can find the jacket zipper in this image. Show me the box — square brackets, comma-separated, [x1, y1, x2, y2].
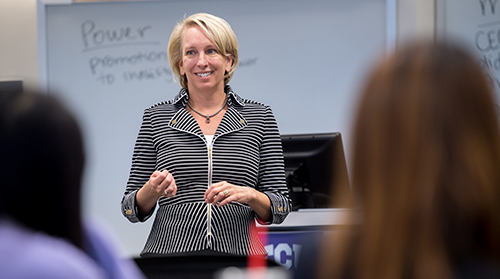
[207, 146, 213, 248]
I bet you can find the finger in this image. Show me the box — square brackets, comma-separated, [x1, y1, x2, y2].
[206, 188, 219, 203]
[163, 188, 170, 197]
[163, 183, 176, 197]
[211, 185, 227, 203]
[163, 188, 175, 198]
[158, 170, 169, 183]
[168, 177, 177, 196]
[204, 183, 220, 200]
[217, 194, 233, 207]
[211, 191, 225, 205]
[162, 174, 175, 196]
[149, 171, 160, 184]
[204, 186, 218, 202]
[169, 184, 177, 197]
[159, 173, 173, 188]
[150, 170, 167, 187]
[204, 188, 212, 200]
[217, 187, 244, 207]
[204, 189, 214, 203]
[153, 169, 168, 178]
[212, 187, 232, 205]
[164, 181, 177, 197]
[151, 170, 161, 178]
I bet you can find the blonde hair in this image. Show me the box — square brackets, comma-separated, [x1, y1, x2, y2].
[167, 13, 239, 89]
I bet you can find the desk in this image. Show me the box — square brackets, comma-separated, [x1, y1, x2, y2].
[257, 208, 356, 271]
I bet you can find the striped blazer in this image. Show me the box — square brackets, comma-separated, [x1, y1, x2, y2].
[121, 86, 291, 256]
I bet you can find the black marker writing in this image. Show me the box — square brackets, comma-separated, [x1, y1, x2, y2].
[89, 51, 168, 75]
[81, 20, 152, 49]
[475, 29, 500, 52]
[479, 0, 498, 16]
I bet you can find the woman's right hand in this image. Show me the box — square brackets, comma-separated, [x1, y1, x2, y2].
[147, 169, 177, 198]
[136, 170, 177, 216]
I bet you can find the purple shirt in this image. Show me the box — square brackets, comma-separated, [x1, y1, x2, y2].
[0, 219, 145, 279]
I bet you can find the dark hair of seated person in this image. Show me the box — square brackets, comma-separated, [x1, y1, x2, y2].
[0, 90, 85, 249]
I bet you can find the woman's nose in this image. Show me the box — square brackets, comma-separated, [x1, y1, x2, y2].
[197, 53, 208, 67]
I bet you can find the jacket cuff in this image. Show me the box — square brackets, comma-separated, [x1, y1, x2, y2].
[260, 192, 291, 225]
[121, 190, 154, 223]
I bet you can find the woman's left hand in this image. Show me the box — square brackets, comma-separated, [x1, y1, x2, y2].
[204, 181, 255, 207]
[204, 181, 272, 221]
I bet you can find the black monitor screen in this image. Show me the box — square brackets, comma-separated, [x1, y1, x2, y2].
[281, 132, 350, 210]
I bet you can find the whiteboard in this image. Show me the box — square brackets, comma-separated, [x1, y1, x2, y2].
[40, 0, 391, 257]
[436, 0, 500, 101]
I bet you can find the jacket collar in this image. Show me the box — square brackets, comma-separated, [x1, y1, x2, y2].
[169, 85, 247, 140]
[172, 85, 246, 108]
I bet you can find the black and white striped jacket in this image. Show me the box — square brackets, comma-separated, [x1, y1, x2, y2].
[121, 86, 291, 256]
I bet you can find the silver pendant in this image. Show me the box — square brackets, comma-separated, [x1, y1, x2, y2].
[206, 117, 211, 123]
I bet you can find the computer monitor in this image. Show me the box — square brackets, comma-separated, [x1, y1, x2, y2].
[0, 80, 22, 93]
[281, 132, 350, 210]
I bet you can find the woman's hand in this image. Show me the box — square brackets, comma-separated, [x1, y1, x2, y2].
[204, 181, 272, 221]
[204, 181, 254, 206]
[136, 170, 177, 216]
[148, 170, 177, 198]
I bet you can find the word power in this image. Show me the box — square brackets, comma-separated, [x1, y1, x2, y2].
[81, 20, 152, 49]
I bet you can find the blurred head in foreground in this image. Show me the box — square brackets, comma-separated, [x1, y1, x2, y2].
[320, 41, 500, 279]
[0, 90, 85, 249]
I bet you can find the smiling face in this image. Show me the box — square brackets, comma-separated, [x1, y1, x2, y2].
[179, 26, 232, 95]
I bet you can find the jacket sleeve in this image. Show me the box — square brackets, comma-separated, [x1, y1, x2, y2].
[121, 109, 156, 223]
[257, 105, 292, 225]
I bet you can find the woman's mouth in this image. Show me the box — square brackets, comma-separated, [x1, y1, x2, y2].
[196, 71, 213, 77]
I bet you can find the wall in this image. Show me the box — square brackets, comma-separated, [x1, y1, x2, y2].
[0, 0, 435, 91]
[0, 0, 39, 89]
[397, 0, 435, 44]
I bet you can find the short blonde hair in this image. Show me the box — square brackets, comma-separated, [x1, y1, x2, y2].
[168, 13, 239, 89]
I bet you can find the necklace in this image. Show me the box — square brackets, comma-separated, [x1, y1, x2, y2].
[187, 97, 227, 123]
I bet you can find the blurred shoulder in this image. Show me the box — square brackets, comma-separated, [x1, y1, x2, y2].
[0, 219, 106, 279]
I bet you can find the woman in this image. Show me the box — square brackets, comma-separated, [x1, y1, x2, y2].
[121, 13, 291, 256]
[315, 41, 500, 279]
[0, 90, 144, 279]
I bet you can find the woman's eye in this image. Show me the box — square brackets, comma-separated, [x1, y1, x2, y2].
[207, 49, 217, 54]
[186, 50, 195, 55]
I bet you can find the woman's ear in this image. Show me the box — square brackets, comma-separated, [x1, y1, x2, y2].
[179, 60, 185, 75]
[225, 55, 233, 73]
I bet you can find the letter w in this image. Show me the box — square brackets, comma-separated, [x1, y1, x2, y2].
[479, 0, 498, 15]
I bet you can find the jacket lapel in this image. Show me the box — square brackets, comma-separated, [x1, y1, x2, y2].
[166, 86, 248, 139]
[215, 106, 247, 138]
[167, 90, 204, 138]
